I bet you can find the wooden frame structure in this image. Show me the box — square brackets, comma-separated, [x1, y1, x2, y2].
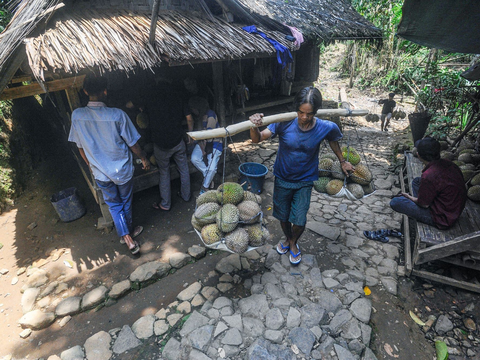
[401, 152, 480, 293]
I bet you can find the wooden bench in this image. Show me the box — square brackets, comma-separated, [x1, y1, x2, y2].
[401, 152, 480, 293]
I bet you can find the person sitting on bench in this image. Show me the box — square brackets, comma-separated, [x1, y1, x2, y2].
[390, 137, 467, 229]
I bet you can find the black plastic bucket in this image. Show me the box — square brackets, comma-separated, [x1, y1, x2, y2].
[239, 163, 269, 194]
[408, 112, 432, 143]
[51, 187, 86, 222]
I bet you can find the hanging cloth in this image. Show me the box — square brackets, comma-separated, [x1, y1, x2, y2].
[242, 25, 293, 68]
[285, 25, 304, 50]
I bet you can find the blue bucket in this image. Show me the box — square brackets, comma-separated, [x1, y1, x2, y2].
[238, 163, 268, 194]
[51, 187, 86, 222]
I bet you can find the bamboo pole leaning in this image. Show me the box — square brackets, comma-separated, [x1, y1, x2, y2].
[187, 108, 369, 141]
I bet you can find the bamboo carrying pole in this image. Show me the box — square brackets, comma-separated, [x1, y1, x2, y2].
[187, 108, 369, 140]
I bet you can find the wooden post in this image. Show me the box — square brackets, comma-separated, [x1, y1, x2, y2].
[149, 0, 161, 46]
[0, 47, 26, 97]
[212, 61, 226, 127]
[349, 42, 356, 88]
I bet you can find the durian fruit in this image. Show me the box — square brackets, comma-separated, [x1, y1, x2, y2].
[326, 179, 344, 195]
[191, 214, 203, 232]
[371, 114, 380, 123]
[471, 154, 480, 164]
[331, 161, 345, 180]
[244, 191, 262, 204]
[346, 183, 364, 199]
[342, 146, 361, 165]
[194, 203, 221, 226]
[440, 151, 455, 161]
[470, 173, 480, 186]
[196, 190, 219, 206]
[136, 112, 149, 129]
[261, 225, 272, 243]
[398, 111, 406, 119]
[225, 227, 249, 253]
[201, 223, 223, 245]
[244, 224, 265, 247]
[216, 204, 240, 232]
[237, 200, 261, 224]
[462, 169, 475, 182]
[149, 154, 157, 166]
[458, 153, 474, 164]
[362, 182, 375, 195]
[453, 160, 465, 167]
[350, 164, 373, 185]
[320, 153, 338, 161]
[217, 182, 244, 205]
[365, 114, 373, 122]
[313, 177, 331, 193]
[393, 111, 400, 120]
[318, 158, 334, 177]
[467, 185, 480, 201]
[459, 148, 476, 155]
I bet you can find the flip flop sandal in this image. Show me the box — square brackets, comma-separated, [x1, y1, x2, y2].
[276, 242, 290, 255]
[289, 247, 302, 265]
[120, 226, 144, 244]
[152, 202, 170, 211]
[363, 230, 389, 243]
[385, 229, 402, 237]
[129, 241, 140, 255]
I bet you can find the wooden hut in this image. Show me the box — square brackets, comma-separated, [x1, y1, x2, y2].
[0, 0, 381, 226]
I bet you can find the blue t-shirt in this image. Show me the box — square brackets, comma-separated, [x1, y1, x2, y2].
[68, 102, 141, 185]
[267, 118, 342, 182]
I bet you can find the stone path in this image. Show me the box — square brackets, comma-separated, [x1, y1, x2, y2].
[9, 123, 413, 360]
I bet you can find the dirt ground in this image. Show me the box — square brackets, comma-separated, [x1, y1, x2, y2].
[1, 45, 480, 360]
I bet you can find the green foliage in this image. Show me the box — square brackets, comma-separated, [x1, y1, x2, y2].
[0, 100, 14, 207]
[0, 1, 12, 32]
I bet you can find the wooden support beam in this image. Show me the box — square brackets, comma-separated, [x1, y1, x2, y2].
[65, 87, 82, 111]
[212, 61, 226, 127]
[399, 164, 412, 276]
[414, 231, 480, 265]
[411, 269, 480, 294]
[0, 75, 85, 101]
[9, 75, 33, 84]
[0, 47, 27, 100]
[149, 0, 161, 46]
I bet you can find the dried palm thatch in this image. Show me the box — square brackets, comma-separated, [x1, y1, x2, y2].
[234, 0, 382, 41]
[25, 8, 295, 80]
[0, 0, 61, 69]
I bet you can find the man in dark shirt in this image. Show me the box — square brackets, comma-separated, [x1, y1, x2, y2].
[378, 93, 396, 132]
[146, 84, 191, 210]
[390, 137, 467, 229]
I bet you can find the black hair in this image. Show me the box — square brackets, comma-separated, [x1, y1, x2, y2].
[389, 92, 395, 98]
[188, 96, 209, 117]
[294, 86, 322, 113]
[83, 74, 108, 97]
[415, 137, 441, 161]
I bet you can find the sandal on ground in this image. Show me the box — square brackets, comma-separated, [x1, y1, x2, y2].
[289, 246, 302, 265]
[276, 242, 290, 255]
[120, 226, 143, 244]
[129, 241, 140, 255]
[385, 229, 402, 237]
[363, 230, 389, 243]
[152, 202, 170, 211]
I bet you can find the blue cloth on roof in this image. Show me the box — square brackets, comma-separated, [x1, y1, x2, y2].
[243, 25, 293, 68]
[267, 118, 343, 182]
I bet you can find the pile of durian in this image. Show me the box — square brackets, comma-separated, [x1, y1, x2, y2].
[424, 140, 480, 202]
[314, 146, 374, 199]
[191, 182, 271, 253]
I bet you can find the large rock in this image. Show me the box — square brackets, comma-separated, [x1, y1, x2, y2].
[162, 338, 181, 360]
[112, 325, 142, 354]
[238, 294, 269, 320]
[247, 338, 295, 360]
[177, 282, 202, 302]
[21, 288, 40, 314]
[300, 303, 328, 328]
[169, 253, 192, 268]
[129, 261, 171, 282]
[82, 286, 108, 310]
[18, 310, 55, 330]
[435, 315, 454, 334]
[306, 222, 341, 241]
[56, 297, 82, 317]
[180, 311, 209, 336]
[215, 254, 241, 273]
[188, 325, 214, 351]
[84, 331, 112, 360]
[132, 314, 155, 339]
[288, 327, 315, 356]
[60, 345, 84, 360]
[317, 290, 343, 313]
[350, 298, 372, 323]
[334, 344, 356, 360]
[109, 280, 131, 299]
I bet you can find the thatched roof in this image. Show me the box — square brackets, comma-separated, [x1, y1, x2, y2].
[25, 8, 295, 80]
[226, 0, 382, 41]
[0, 0, 381, 85]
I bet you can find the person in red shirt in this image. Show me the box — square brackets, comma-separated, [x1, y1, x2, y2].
[390, 137, 467, 229]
